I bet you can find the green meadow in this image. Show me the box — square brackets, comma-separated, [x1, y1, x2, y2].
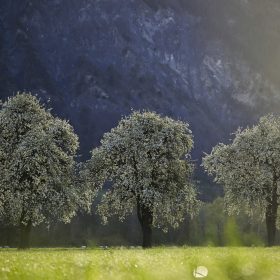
[0, 247, 279, 280]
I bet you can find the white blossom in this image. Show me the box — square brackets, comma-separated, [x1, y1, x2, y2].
[83, 111, 200, 230]
[202, 114, 280, 220]
[0, 93, 81, 227]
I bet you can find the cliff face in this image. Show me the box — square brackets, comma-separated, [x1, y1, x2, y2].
[1, 0, 280, 197]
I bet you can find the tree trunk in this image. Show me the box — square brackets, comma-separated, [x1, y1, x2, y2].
[137, 201, 153, 248]
[266, 182, 278, 247]
[19, 221, 32, 249]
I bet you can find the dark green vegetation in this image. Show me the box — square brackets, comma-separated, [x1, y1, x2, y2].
[0, 248, 280, 280]
[0, 197, 272, 248]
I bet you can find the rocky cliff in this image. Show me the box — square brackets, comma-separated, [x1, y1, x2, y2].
[1, 0, 280, 198]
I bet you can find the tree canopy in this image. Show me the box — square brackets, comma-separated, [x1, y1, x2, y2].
[83, 111, 200, 247]
[0, 93, 81, 247]
[202, 115, 280, 246]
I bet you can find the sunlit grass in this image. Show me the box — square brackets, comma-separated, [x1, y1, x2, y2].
[0, 247, 279, 279]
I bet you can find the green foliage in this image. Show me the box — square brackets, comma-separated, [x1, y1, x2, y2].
[0, 93, 81, 227]
[224, 217, 241, 246]
[198, 198, 226, 246]
[83, 111, 200, 231]
[188, 197, 266, 246]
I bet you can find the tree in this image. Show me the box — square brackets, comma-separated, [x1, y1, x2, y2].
[0, 93, 81, 248]
[83, 111, 200, 248]
[202, 115, 280, 246]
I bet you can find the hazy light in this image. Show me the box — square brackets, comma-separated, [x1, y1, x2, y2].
[193, 266, 208, 278]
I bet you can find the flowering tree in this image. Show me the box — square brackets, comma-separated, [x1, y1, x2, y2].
[83, 111, 200, 248]
[203, 115, 280, 246]
[0, 93, 81, 248]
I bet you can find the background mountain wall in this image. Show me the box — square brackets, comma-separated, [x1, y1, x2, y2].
[0, 0, 280, 245]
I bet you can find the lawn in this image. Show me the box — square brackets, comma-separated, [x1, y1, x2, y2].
[0, 247, 279, 280]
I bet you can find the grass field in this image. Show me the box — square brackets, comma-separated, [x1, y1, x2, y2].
[0, 247, 279, 280]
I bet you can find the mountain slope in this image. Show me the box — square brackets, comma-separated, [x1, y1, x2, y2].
[1, 0, 280, 198]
